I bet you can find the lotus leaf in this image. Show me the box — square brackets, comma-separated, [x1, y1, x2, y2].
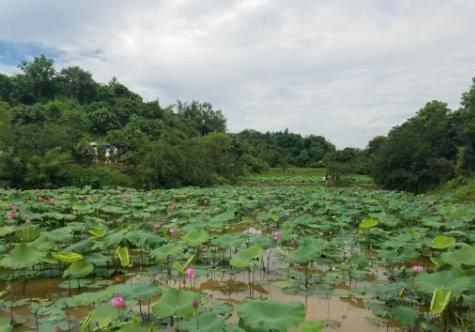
[431, 235, 456, 249]
[0, 243, 47, 269]
[177, 312, 226, 332]
[237, 299, 305, 332]
[151, 243, 184, 263]
[52, 252, 83, 264]
[430, 288, 452, 314]
[64, 259, 94, 279]
[230, 245, 264, 269]
[152, 287, 199, 318]
[441, 245, 475, 268]
[298, 320, 325, 332]
[182, 228, 209, 247]
[413, 269, 471, 297]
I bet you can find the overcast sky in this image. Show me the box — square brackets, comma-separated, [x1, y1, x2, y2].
[0, 0, 474, 148]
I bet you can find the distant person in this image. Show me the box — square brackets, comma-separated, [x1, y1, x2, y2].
[105, 148, 111, 163]
[112, 146, 119, 162]
[93, 146, 99, 163]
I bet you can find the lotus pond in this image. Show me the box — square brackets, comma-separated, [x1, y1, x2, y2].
[0, 184, 474, 332]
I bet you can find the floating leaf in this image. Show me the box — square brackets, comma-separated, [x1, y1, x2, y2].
[237, 299, 305, 332]
[151, 243, 183, 263]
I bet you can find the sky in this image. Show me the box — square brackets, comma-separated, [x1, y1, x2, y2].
[0, 0, 475, 148]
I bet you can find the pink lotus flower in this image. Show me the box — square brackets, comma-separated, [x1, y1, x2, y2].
[192, 298, 199, 308]
[185, 267, 195, 278]
[6, 210, 15, 220]
[111, 295, 125, 308]
[411, 265, 424, 273]
[272, 231, 281, 241]
[153, 223, 161, 231]
[168, 228, 176, 236]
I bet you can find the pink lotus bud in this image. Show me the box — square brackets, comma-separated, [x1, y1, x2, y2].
[111, 295, 125, 308]
[153, 223, 161, 231]
[10, 203, 17, 211]
[48, 197, 55, 204]
[411, 265, 423, 273]
[192, 298, 199, 308]
[272, 231, 281, 241]
[168, 228, 176, 235]
[185, 267, 195, 278]
[24, 219, 31, 225]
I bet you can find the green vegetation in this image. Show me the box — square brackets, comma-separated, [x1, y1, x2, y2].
[1, 181, 474, 331]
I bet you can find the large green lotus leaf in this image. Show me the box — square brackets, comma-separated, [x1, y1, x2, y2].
[64, 259, 94, 279]
[182, 228, 209, 247]
[211, 210, 235, 224]
[117, 322, 149, 332]
[152, 287, 199, 318]
[359, 218, 379, 230]
[100, 205, 126, 215]
[298, 320, 325, 332]
[177, 312, 226, 332]
[52, 252, 83, 264]
[212, 233, 244, 249]
[83, 304, 119, 330]
[413, 269, 471, 297]
[0, 226, 16, 237]
[126, 230, 164, 249]
[388, 306, 418, 327]
[230, 245, 264, 269]
[288, 237, 326, 265]
[441, 246, 475, 268]
[430, 288, 452, 314]
[151, 243, 184, 263]
[237, 299, 305, 332]
[85, 253, 110, 266]
[14, 227, 41, 242]
[431, 235, 456, 249]
[44, 227, 74, 242]
[63, 239, 94, 254]
[0, 243, 47, 269]
[120, 283, 161, 301]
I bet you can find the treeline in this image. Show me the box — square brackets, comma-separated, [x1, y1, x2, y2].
[368, 79, 475, 193]
[0, 56, 336, 188]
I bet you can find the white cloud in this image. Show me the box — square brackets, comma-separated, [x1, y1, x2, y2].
[0, 0, 474, 147]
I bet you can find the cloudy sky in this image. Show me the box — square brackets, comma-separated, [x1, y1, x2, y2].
[0, 0, 474, 147]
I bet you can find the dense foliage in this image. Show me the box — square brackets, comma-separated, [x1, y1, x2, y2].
[1, 180, 474, 331]
[0, 56, 337, 189]
[370, 79, 475, 192]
